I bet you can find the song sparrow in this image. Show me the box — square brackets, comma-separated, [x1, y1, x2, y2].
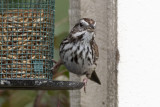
[53, 18, 101, 91]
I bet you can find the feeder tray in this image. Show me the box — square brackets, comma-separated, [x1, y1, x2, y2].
[0, 0, 84, 90]
[0, 79, 84, 90]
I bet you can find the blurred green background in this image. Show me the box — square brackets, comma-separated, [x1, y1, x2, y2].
[0, 0, 70, 107]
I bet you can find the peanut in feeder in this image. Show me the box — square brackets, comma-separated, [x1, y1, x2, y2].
[0, 0, 84, 90]
[0, 9, 50, 79]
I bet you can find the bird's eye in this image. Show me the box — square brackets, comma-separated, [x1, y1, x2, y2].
[79, 23, 83, 27]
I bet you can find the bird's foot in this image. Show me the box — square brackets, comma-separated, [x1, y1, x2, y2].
[52, 59, 58, 63]
[83, 78, 88, 93]
[57, 99, 60, 107]
[51, 59, 62, 74]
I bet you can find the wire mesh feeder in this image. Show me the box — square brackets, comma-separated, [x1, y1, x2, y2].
[0, 0, 84, 90]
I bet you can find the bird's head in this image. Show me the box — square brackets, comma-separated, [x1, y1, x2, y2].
[79, 18, 96, 32]
[70, 18, 96, 41]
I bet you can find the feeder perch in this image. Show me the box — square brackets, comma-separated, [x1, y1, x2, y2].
[0, 0, 84, 90]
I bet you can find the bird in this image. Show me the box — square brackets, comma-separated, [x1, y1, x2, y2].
[53, 18, 101, 92]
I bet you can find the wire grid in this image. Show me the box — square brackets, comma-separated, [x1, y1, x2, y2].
[0, 0, 55, 80]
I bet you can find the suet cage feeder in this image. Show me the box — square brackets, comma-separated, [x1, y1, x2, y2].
[0, 0, 84, 90]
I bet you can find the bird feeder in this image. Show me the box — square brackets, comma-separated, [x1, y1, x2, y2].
[0, 0, 83, 90]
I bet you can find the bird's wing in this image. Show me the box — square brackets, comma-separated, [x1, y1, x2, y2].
[90, 40, 101, 85]
[91, 39, 99, 65]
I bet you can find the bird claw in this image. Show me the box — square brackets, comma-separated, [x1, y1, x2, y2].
[51, 59, 62, 74]
[83, 78, 88, 93]
[52, 59, 58, 64]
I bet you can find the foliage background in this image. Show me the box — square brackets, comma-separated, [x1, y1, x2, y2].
[0, 0, 69, 107]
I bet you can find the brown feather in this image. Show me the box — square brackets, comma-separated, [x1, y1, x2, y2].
[90, 39, 99, 65]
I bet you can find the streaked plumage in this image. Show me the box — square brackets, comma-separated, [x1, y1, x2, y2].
[59, 18, 101, 85]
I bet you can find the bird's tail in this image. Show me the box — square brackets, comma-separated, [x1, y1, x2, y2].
[90, 71, 101, 85]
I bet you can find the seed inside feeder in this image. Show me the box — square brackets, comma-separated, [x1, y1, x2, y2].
[0, 9, 51, 79]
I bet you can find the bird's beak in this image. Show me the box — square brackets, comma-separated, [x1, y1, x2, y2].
[87, 25, 95, 32]
[90, 25, 95, 29]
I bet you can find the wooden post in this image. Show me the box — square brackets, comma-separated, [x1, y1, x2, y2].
[69, 0, 118, 107]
